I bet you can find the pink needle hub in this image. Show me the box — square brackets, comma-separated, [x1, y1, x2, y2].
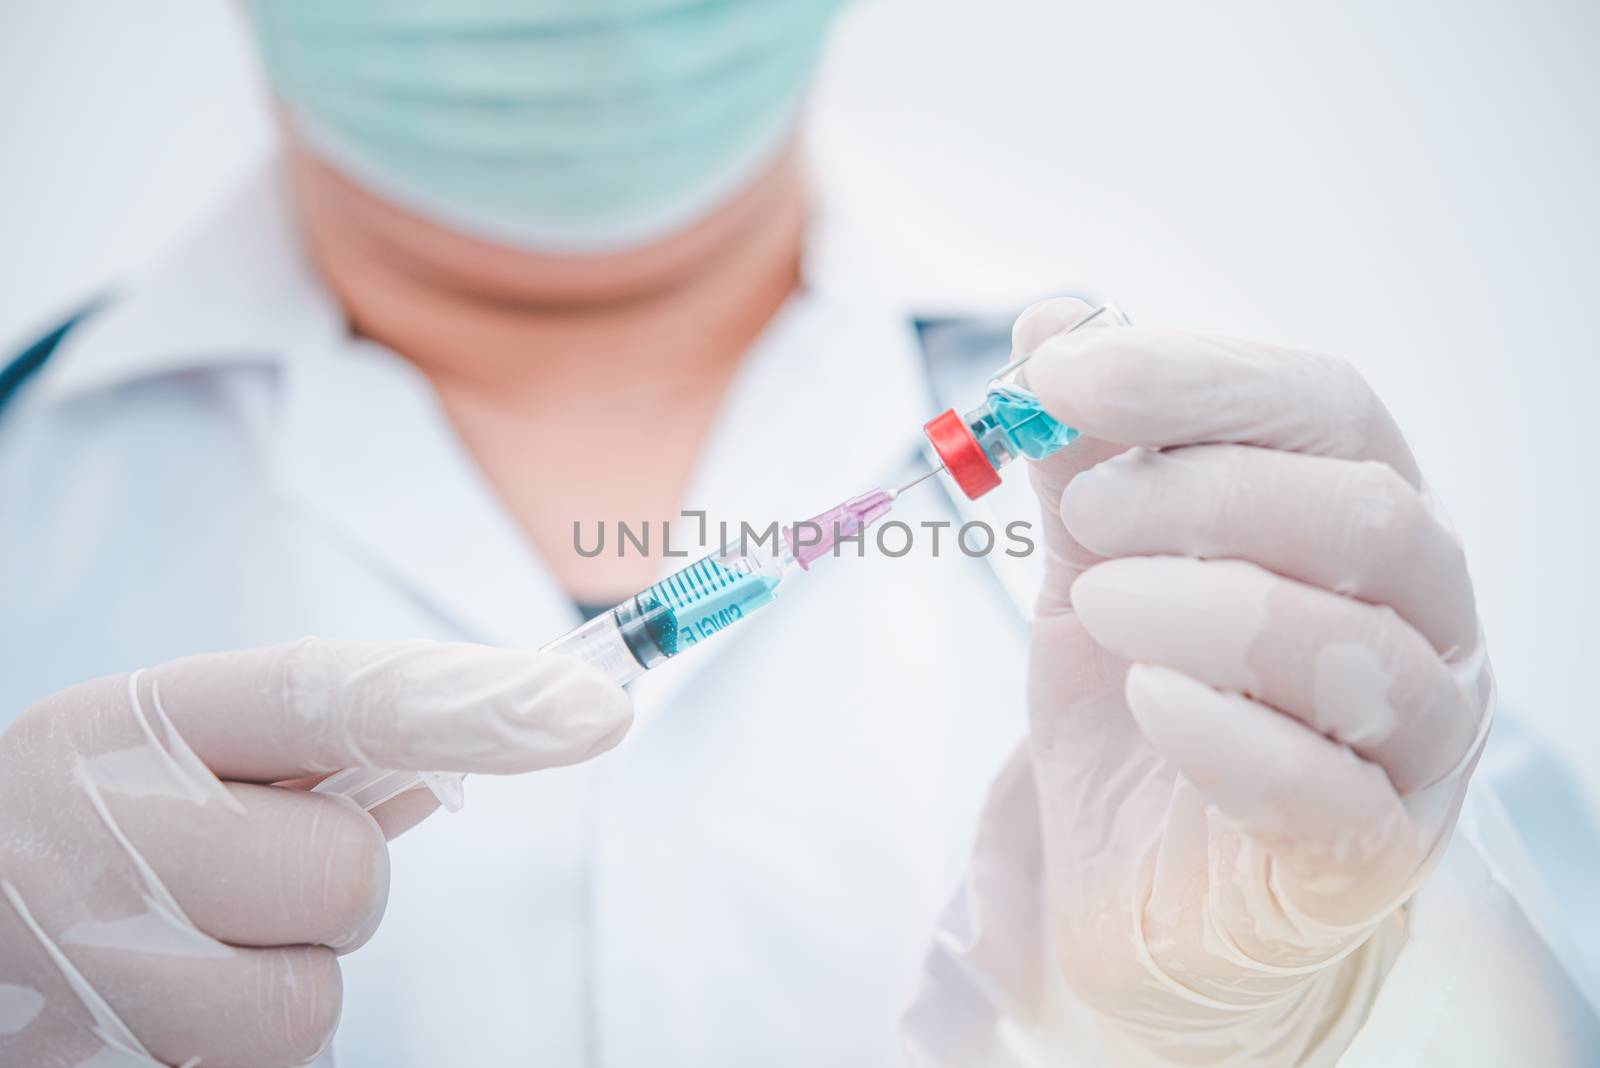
[786, 489, 896, 569]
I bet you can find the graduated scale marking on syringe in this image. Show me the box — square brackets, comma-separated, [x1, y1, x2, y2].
[315, 304, 1125, 811]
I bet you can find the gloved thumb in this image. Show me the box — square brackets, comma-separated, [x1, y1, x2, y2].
[136, 638, 633, 784]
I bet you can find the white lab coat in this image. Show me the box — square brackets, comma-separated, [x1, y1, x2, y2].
[2, 161, 1596, 1066]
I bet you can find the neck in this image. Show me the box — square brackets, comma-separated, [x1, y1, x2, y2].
[287, 143, 807, 401]
[284, 141, 808, 600]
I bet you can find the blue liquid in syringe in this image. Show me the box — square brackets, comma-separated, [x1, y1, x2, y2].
[638, 559, 780, 656]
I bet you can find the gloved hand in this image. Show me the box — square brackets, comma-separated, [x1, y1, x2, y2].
[1017, 299, 1493, 1066]
[0, 639, 630, 1068]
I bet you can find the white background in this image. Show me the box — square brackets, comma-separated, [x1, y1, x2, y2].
[2, 1, 1596, 815]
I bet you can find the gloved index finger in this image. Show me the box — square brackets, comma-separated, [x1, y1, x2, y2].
[147, 638, 633, 784]
[1023, 326, 1423, 487]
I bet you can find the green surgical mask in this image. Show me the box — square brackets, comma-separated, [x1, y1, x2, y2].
[251, 0, 841, 253]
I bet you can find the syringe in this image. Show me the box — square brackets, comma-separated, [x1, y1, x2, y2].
[314, 489, 897, 811]
[318, 303, 1127, 812]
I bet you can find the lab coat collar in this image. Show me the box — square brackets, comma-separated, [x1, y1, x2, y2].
[275, 333, 580, 649]
[33, 161, 344, 407]
[33, 159, 579, 648]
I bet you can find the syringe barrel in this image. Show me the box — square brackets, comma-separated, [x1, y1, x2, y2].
[540, 608, 650, 685]
[547, 537, 795, 679]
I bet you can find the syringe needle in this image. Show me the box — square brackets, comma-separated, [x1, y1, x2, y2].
[888, 466, 944, 499]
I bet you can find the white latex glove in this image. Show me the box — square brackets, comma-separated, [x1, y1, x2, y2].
[0, 639, 630, 1068]
[1017, 299, 1494, 1066]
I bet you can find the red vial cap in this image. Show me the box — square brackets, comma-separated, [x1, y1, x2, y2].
[923, 408, 1001, 500]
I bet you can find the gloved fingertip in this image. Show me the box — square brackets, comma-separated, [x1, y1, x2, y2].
[1120, 662, 1253, 780]
[513, 654, 635, 765]
[1057, 460, 1118, 544]
[328, 821, 390, 955]
[1066, 557, 1152, 650]
[373, 643, 635, 773]
[1011, 296, 1098, 358]
[1017, 327, 1111, 428]
[1122, 662, 1192, 729]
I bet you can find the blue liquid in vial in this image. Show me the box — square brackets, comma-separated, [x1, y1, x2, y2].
[986, 384, 1079, 460]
